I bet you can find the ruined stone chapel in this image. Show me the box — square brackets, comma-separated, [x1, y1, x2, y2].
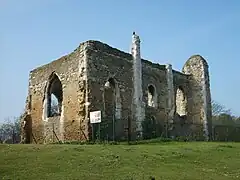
[21, 32, 212, 143]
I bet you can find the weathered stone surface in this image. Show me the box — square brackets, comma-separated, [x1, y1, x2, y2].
[23, 44, 88, 143]
[182, 55, 212, 140]
[21, 34, 212, 143]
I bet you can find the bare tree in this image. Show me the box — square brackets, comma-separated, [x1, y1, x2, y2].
[211, 100, 232, 116]
[211, 100, 240, 126]
[0, 116, 21, 143]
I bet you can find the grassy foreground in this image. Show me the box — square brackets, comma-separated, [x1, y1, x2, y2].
[0, 142, 240, 180]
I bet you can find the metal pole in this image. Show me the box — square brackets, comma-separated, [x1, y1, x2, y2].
[165, 121, 168, 138]
[52, 123, 54, 143]
[165, 108, 169, 138]
[113, 87, 116, 142]
[92, 123, 94, 142]
[12, 128, 15, 144]
[98, 123, 101, 141]
[127, 115, 131, 144]
[112, 104, 115, 142]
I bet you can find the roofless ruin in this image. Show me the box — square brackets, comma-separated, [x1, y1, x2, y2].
[21, 32, 212, 143]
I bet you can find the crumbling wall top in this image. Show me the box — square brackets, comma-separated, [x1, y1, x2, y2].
[29, 39, 188, 79]
[183, 55, 209, 71]
[82, 40, 167, 71]
[83, 40, 133, 60]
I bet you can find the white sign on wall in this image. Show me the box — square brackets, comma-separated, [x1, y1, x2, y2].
[90, 111, 101, 124]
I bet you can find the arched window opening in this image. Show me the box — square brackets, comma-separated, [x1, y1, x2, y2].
[104, 77, 121, 120]
[47, 73, 63, 117]
[150, 116, 156, 125]
[147, 85, 157, 107]
[176, 87, 187, 116]
[104, 78, 115, 89]
[103, 77, 122, 140]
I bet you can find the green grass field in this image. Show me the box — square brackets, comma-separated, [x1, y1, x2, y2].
[0, 142, 240, 180]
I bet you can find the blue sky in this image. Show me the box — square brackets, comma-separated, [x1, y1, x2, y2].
[0, 0, 239, 122]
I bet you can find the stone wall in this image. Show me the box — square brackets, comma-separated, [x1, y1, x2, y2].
[84, 39, 207, 140]
[182, 55, 212, 140]
[84, 40, 192, 140]
[85, 41, 134, 140]
[24, 43, 88, 143]
[142, 62, 168, 136]
[173, 71, 191, 118]
[22, 36, 212, 143]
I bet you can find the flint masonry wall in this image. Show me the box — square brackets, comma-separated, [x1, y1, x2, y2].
[85, 41, 189, 140]
[85, 41, 134, 140]
[26, 44, 88, 143]
[173, 70, 191, 118]
[85, 40, 202, 140]
[141, 63, 194, 138]
[182, 55, 212, 140]
[22, 36, 212, 143]
[142, 62, 168, 133]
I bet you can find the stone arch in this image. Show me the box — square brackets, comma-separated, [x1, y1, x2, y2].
[104, 77, 121, 120]
[147, 84, 157, 107]
[103, 77, 122, 140]
[175, 86, 187, 116]
[46, 73, 63, 117]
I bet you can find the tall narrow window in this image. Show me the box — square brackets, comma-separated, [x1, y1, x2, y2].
[103, 77, 122, 141]
[47, 73, 63, 117]
[147, 85, 157, 107]
[104, 78, 121, 120]
[176, 86, 187, 116]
